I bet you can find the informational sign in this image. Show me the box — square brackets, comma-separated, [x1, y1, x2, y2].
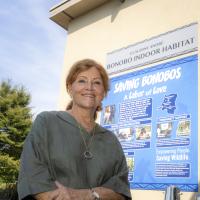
[106, 23, 197, 75]
[100, 55, 198, 191]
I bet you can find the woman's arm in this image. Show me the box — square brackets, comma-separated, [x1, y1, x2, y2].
[92, 187, 125, 200]
[18, 113, 58, 200]
[34, 182, 125, 200]
[34, 184, 88, 200]
[34, 191, 57, 200]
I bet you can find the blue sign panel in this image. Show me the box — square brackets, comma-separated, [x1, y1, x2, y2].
[101, 55, 198, 191]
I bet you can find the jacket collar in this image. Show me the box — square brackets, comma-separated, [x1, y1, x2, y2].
[56, 111, 107, 134]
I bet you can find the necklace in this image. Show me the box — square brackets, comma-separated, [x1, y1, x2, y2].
[78, 123, 96, 160]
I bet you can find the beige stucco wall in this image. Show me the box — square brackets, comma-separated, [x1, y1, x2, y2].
[58, 0, 200, 199]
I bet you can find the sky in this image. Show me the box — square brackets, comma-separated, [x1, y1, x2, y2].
[0, 0, 67, 117]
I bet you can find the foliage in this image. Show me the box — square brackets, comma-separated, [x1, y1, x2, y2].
[0, 80, 32, 184]
[0, 183, 18, 200]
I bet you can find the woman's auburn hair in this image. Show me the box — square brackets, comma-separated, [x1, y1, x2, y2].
[65, 59, 110, 117]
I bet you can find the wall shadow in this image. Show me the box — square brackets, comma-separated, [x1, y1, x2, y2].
[68, 0, 142, 34]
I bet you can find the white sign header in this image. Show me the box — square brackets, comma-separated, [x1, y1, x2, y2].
[106, 23, 198, 75]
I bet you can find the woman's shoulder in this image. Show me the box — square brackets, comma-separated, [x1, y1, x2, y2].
[34, 111, 77, 127]
[34, 111, 67, 123]
[35, 110, 64, 118]
[96, 124, 112, 134]
[97, 124, 119, 141]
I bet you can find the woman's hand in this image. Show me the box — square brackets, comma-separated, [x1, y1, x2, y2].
[51, 181, 91, 200]
[53, 181, 74, 200]
[53, 182, 126, 200]
[34, 182, 76, 200]
[35, 181, 125, 200]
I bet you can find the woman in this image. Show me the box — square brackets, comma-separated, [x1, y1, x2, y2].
[18, 59, 132, 200]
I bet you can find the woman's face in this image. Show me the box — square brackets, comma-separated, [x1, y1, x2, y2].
[69, 67, 105, 111]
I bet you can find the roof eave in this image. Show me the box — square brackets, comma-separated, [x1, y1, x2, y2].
[49, 0, 110, 30]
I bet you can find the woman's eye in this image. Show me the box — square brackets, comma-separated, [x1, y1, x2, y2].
[78, 79, 86, 83]
[93, 81, 102, 85]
